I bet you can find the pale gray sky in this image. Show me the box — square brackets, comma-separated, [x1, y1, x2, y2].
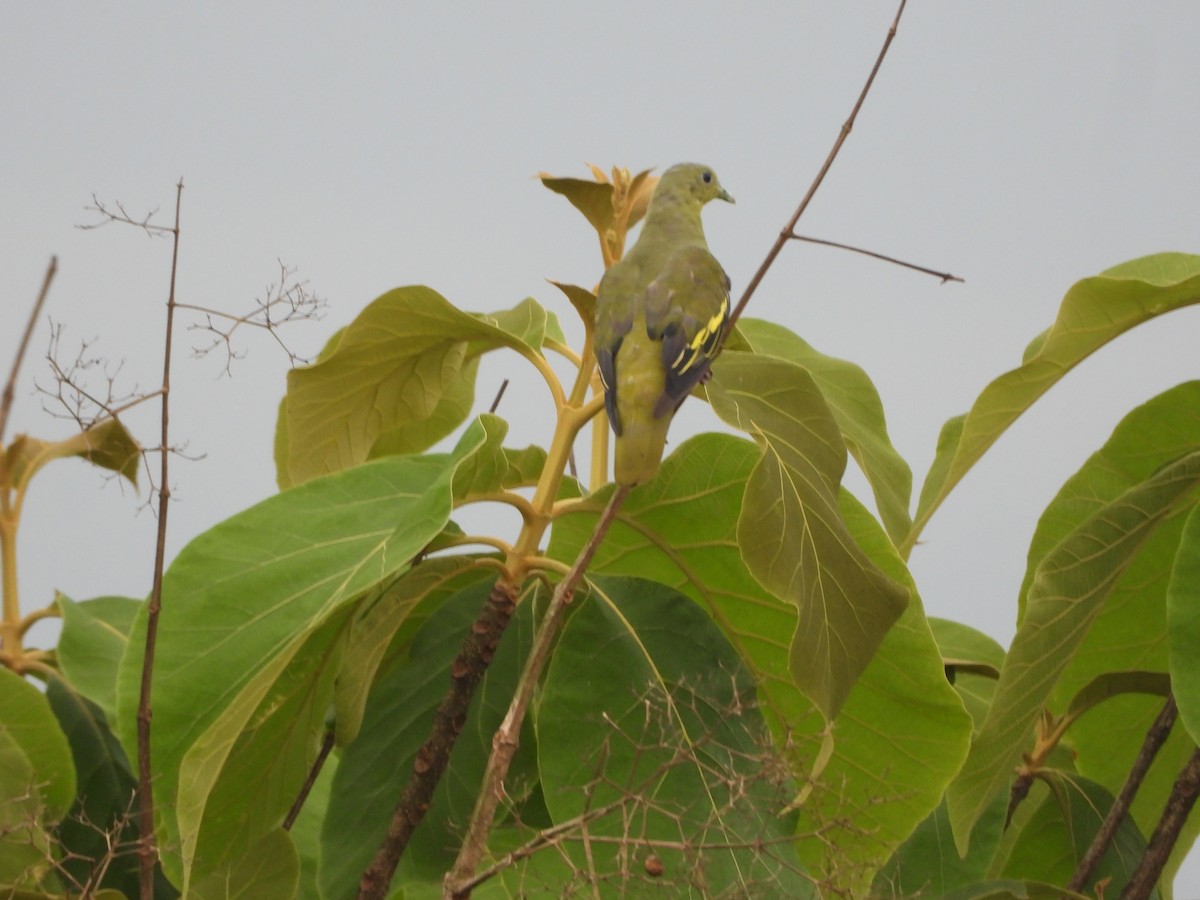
[4, 1, 1200, 892]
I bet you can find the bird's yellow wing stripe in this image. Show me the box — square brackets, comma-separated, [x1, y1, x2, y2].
[671, 296, 729, 375]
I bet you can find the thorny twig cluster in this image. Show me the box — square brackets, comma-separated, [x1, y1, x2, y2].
[181, 259, 327, 375]
[3, 784, 144, 897]
[35, 320, 199, 516]
[36, 321, 149, 430]
[81, 195, 327, 377]
[34, 200, 326, 512]
[449, 676, 876, 899]
[79, 194, 175, 238]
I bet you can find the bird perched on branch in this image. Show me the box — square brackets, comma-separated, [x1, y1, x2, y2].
[595, 163, 734, 486]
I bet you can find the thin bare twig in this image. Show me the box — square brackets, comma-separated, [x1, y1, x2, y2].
[180, 260, 327, 374]
[788, 233, 963, 284]
[78, 195, 174, 236]
[488, 378, 510, 414]
[283, 728, 336, 831]
[725, 0, 909, 336]
[1, 257, 57, 444]
[455, 678, 818, 897]
[37, 323, 148, 430]
[136, 178, 184, 900]
[1069, 694, 1177, 892]
[445, 485, 631, 899]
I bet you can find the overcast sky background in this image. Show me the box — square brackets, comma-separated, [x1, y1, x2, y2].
[4, 2, 1200, 891]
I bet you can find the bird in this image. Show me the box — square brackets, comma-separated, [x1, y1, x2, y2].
[594, 163, 734, 486]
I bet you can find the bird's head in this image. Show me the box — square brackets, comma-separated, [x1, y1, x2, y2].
[658, 163, 735, 207]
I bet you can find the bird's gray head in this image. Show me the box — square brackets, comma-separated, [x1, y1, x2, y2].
[658, 163, 735, 206]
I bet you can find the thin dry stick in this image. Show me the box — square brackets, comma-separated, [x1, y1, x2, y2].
[1, 257, 58, 444]
[488, 378, 510, 414]
[283, 728, 337, 831]
[724, 0, 908, 337]
[1121, 744, 1200, 900]
[457, 793, 633, 896]
[1069, 694, 1177, 892]
[451, 732, 807, 897]
[788, 234, 963, 284]
[445, 484, 631, 899]
[136, 178, 184, 900]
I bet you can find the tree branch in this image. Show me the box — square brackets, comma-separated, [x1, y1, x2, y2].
[1120, 743, 1200, 900]
[725, 0, 909, 336]
[444, 485, 631, 899]
[1, 256, 57, 445]
[787, 233, 963, 284]
[357, 576, 521, 900]
[136, 178, 184, 900]
[488, 378, 510, 414]
[1069, 694, 1177, 892]
[283, 728, 336, 831]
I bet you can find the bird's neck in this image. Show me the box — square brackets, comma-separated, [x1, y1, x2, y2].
[640, 195, 706, 247]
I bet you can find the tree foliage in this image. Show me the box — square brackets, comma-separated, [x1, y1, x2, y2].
[2, 165, 1200, 900]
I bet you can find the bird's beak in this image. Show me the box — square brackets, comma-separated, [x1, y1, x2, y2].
[718, 188, 735, 204]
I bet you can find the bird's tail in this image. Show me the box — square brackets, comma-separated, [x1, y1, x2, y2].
[614, 415, 670, 486]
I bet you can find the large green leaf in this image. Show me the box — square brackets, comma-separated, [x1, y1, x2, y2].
[1018, 382, 1200, 878]
[0, 668, 75, 891]
[707, 350, 909, 720]
[0, 725, 55, 891]
[548, 435, 969, 895]
[333, 556, 492, 747]
[734, 317, 913, 543]
[536, 575, 814, 898]
[320, 580, 535, 899]
[56, 594, 141, 721]
[1169, 504, 1200, 744]
[930, 618, 1006, 733]
[947, 448, 1200, 851]
[331, 413, 545, 748]
[177, 604, 353, 889]
[449, 413, 549, 501]
[46, 678, 178, 899]
[0, 667, 75, 820]
[189, 827, 299, 900]
[939, 882, 1088, 900]
[114, 418, 490, 884]
[288, 739, 337, 900]
[872, 621, 1008, 897]
[999, 775, 1156, 898]
[278, 287, 558, 487]
[872, 794, 1008, 899]
[908, 253, 1200, 555]
[1019, 382, 1200, 616]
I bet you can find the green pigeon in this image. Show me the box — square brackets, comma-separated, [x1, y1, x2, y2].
[595, 163, 734, 486]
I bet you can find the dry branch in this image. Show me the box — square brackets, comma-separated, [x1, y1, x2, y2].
[445, 485, 630, 898]
[1070, 694, 1177, 892]
[136, 178, 185, 900]
[725, 0, 910, 336]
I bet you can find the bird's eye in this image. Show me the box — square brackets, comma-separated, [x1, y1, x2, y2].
[702, 171, 712, 183]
